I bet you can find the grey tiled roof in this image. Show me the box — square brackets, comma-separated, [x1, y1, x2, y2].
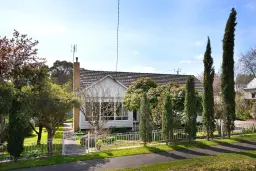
[80, 69, 203, 92]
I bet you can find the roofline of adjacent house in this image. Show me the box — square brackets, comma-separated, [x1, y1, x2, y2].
[243, 87, 256, 91]
[79, 68, 198, 78]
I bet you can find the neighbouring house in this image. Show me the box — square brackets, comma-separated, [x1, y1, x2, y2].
[243, 78, 256, 99]
[73, 58, 203, 131]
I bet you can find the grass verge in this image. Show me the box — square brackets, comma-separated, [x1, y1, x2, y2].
[112, 150, 256, 171]
[1, 134, 256, 171]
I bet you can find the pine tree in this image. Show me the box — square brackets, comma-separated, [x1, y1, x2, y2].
[139, 93, 152, 145]
[7, 99, 25, 161]
[184, 76, 197, 141]
[203, 37, 215, 140]
[162, 94, 173, 144]
[221, 8, 237, 138]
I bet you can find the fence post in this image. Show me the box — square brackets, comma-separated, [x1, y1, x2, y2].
[62, 132, 65, 155]
[95, 132, 97, 151]
[220, 119, 223, 137]
[87, 132, 90, 153]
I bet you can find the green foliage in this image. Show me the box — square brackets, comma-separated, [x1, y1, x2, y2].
[23, 79, 80, 154]
[221, 8, 237, 138]
[148, 83, 202, 128]
[235, 95, 251, 120]
[184, 76, 197, 141]
[139, 93, 153, 144]
[96, 139, 103, 150]
[110, 127, 130, 134]
[7, 99, 26, 160]
[162, 95, 173, 143]
[49, 60, 73, 85]
[23, 119, 35, 137]
[202, 37, 215, 140]
[0, 82, 15, 116]
[123, 77, 157, 111]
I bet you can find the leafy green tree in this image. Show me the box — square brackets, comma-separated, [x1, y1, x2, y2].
[123, 77, 157, 111]
[202, 37, 215, 140]
[21, 66, 50, 144]
[221, 8, 237, 138]
[49, 60, 73, 85]
[162, 94, 173, 144]
[139, 93, 152, 145]
[184, 76, 197, 141]
[147, 83, 202, 128]
[23, 81, 80, 154]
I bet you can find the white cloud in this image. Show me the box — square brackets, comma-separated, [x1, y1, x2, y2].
[179, 60, 192, 64]
[194, 40, 205, 46]
[246, 3, 256, 10]
[194, 54, 204, 60]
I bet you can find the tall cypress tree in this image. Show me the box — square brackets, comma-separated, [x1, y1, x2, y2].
[221, 8, 237, 138]
[139, 93, 152, 145]
[203, 37, 215, 140]
[184, 76, 197, 141]
[7, 99, 25, 161]
[162, 94, 173, 144]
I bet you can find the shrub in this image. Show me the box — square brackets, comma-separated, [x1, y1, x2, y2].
[0, 144, 7, 152]
[102, 136, 115, 144]
[242, 126, 256, 134]
[110, 127, 131, 134]
[24, 149, 43, 158]
[0, 125, 8, 144]
[96, 140, 103, 150]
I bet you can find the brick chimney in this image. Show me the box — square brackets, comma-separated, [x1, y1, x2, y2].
[73, 57, 80, 132]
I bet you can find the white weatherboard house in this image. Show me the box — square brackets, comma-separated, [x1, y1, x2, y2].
[243, 78, 256, 99]
[73, 58, 203, 131]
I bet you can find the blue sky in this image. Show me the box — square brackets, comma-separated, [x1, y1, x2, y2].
[1, 0, 256, 75]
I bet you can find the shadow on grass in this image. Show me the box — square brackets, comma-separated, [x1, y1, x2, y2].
[143, 138, 256, 161]
[144, 146, 187, 160]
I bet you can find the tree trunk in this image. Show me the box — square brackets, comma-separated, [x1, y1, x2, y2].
[207, 129, 210, 141]
[37, 124, 43, 145]
[46, 128, 54, 155]
[0, 115, 3, 144]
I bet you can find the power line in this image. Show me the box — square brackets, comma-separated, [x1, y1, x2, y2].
[116, 0, 120, 72]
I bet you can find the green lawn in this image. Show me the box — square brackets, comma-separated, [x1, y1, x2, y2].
[112, 150, 256, 171]
[24, 126, 63, 145]
[1, 134, 256, 171]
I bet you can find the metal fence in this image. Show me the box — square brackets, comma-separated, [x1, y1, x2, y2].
[2, 123, 256, 161]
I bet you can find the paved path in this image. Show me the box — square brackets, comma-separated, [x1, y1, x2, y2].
[15, 140, 256, 171]
[63, 123, 86, 155]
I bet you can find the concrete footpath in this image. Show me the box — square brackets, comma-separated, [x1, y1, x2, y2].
[14, 140, 256, 171]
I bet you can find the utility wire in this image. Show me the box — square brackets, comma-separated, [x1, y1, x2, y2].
[116, 0, 120, 72]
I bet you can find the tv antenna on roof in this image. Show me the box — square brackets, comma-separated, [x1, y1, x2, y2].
[71, 44, 77, 63]
[174, 68, 181, 75]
